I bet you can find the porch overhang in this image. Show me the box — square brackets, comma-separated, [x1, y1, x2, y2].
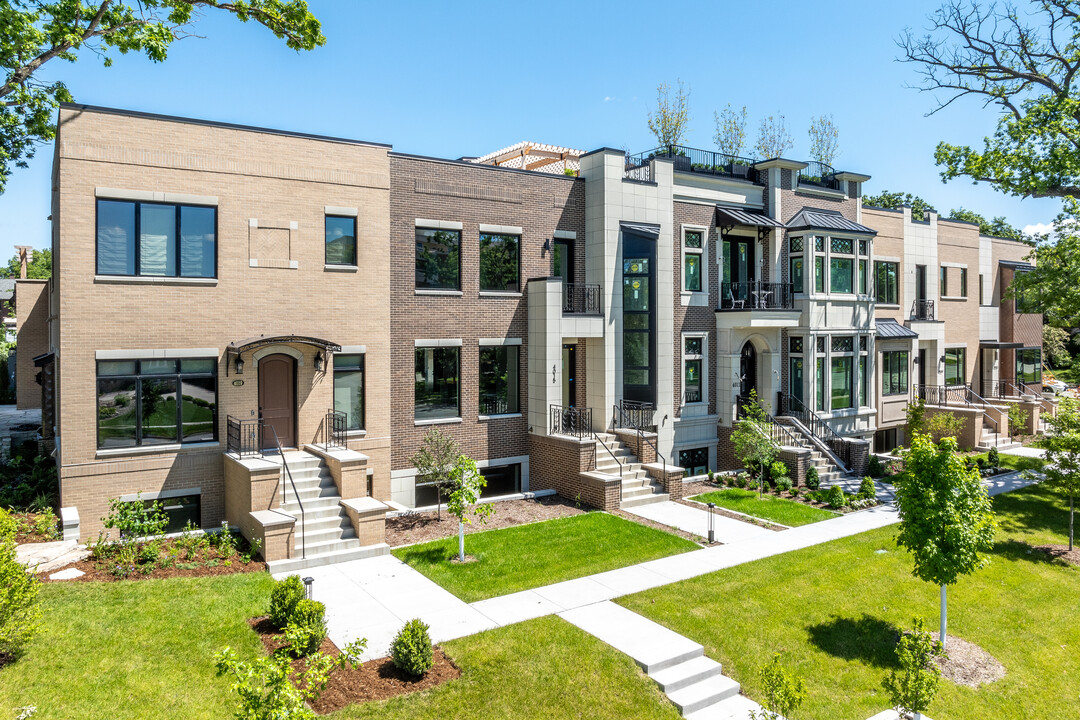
[979, 340, 1023, 349]
[226, 335, 342, 363]
[715, 309, 802, 330]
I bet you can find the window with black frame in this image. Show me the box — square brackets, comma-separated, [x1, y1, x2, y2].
[96, 199, 216, 278]
[944, 347, 966, 386]
[874, 261, 898, 305]
[415, 347, 460, 420]
[479, 233, 520, 292]
[97, 358, 217, 449]
[881, 351, 909, 396]
[415, 228, 461, 290]
[829, 237, 854, 294]
[1016, 348, 1042, 385]
[333, 354, 364, 430]
[478, 345, 519, 416]
[789, 236, 805, 293]
[325, 216, 357, 266]
[678, 447, 709, 477]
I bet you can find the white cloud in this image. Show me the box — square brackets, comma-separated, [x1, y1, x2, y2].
[603, 96, 616, 102]
[1023, 222, 1054, 236]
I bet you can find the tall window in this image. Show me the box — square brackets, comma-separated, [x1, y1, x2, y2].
[96, 200, 216, 278]
[97, 358, 217, 449]
[831, 357, 853, 410]
[415, 228, 461, 290]
[944, 347, 966, 386]
[683, 229, 703, 292]
[829, 237, 854, 294]
[333, 354, 364, 430]
[960, 267, 968, 298]
[678, 447, 709, 477]
[814, 257, 824, 293]
[815, 339, 826, 412]
[1016, 348, 1042, 385]
[479, 233, 520, 292]
[683, 336, 704, 404]
[414, 347, 460, 420]
[882, 351, 909, 396]
[874, 261, 898, 304]
[478, 345, 519, 415]
[859, 336, 869, 407]
[858, 239, 869, 295]
[790, 236, 805, 293]
[325, 216, 357, 266]
[979, 273, 986, 305]
[940, 266, 948, 297]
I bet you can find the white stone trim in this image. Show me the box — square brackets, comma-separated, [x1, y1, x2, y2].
[478, 337, 522, 346]
[325, 206, 359, 217]
[95, 188, 219, 205]
[414, 338, 463, 348]
[941, 261, 968, 269]
[553, 230, 577, 240]
[479, 291, 523, 298]
[415, 289, 463, 296]
[120, 487, 201, 503]
[252, 345, 305, 364]
[874, 255, 901, 263]
[414, 417, 463, 426]
[478, 413, 523, 420]
[339, 345, 367, 354]
[479, 223, 523, 235]
[415, 218, 463, 231]
[289, 221, 299, 231]
[324, 264, 358, 272]
[95, 442, 220, 459]
[95, 275, 217, 286]
[96, 348, 218, 360]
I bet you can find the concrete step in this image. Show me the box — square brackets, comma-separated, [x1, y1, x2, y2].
[295, 515, 352, 533]
[650, 656, 724, 693]
[622, 485, 663, 499]
[296, 534, 361, 556]
[267, 542, 390, 574]
[619, 491, 670, 508]
[667, 675, 742, 715]
[296, 525, 356, 546]
[281, 496, 344, 514]
[558, 601, 704, 673]
[685, 695, 766, 720]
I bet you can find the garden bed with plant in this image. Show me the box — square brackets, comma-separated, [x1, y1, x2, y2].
[386, 494, 585, 547]
[1, 507, 59, 544]
[688, 488, 839, 527]
[705, 465, 883, 517]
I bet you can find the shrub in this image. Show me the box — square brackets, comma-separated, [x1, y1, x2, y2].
[0, 539, 42, 659]
[859, 476, 876, 500]
[769, 461, 789, 485]
[269, 575, 306, 630]
[776, 476, 793, 493]
[827, 485, 847, 509]
[103, 494, 167, 540]
[216, 647, 330, 720]
[706, 469, 715, 484]
[0, 508, 15, 542]
[987, 446, 1000, 470]
[868, 454, 884, 477]
[735, 472, 749, 489]
[804, 466, 820, 490]
[283, 599, 327, 657]
[391, 618, 433, 677]
[749, 653, 806, 720]
[32, 508, 58, 539]
[882, 617, 944, 719]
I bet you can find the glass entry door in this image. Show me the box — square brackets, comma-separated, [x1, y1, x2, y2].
[722, 236, 755, 305]
[562, 344, 576, 407]
[622, 232, 656, 405]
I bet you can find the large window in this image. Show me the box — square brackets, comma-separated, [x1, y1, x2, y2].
[1016, 348, 1042, 385]
[678, 447, 709, 477]
[415, 462, 521, 507]
[875, 261, 898, 305]
[683, 335, 704, 405]
[479, 233, 520, 292]
[940, 266, 948, 297]
[814, 256, 824, 293]
[831, 356, 853, 410]
[790, 256, 804, 293]
[97, 358, 217, 449]
[415, 347, 460, 420]
[830, 258, 854, 293]
[882, 351, 909, 396]
[960, 267, 968, 298]
[155, 494, 201, 533]
[96, 200, 216, 278]
[415, 228, 461, 290]
[479, 345, 519, 415]
[944, 347, 966, 386]
[325, 216, 357, 266]
[333, 354, 364, 430]
[683, 229, 703, 292]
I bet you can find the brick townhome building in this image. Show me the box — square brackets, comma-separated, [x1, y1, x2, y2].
[29, 104, 1044, 570]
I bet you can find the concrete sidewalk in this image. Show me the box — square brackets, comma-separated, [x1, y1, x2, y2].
[623, 500, 774, 542]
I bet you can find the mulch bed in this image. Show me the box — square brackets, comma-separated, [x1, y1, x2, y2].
[1033, 543, 1080, 567]
[386, 495, 585, 547]
[44, 538, 266, 582]
[249, 616, 461, 713]
[932, 633, 1006, 688]
[10, 511, 59, 544]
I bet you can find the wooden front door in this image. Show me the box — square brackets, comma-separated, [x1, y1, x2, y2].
[259, 354, 296, 449]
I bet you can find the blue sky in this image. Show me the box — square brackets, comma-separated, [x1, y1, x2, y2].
[0, 0, 1063, 250]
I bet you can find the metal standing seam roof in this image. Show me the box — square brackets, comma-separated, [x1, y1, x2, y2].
[875, 318, 919, 339]
[715, 206, 786, 228]
[786, 207, 877, 235]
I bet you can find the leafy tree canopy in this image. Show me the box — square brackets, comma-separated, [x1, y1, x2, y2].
[1, 248, 50, 279]
[862, 190, 937, 219]
[946, 207, 1028, 242]
[646, 79, 690, 147]
[0, 0, 325, 194]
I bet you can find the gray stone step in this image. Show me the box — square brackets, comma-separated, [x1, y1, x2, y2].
[685, 695, 765, 720]
[296, 524, 356, 545]
[267, 542, 390, 574]
[620, 490, 670, 508]
[667, 675, 742, 715]
[650, 656, 724, 693]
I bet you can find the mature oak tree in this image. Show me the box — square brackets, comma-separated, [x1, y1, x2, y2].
[0, 0, 325, 193]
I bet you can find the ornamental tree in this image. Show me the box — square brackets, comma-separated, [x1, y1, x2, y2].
[882, 617, 945, 720]
[410, 428, 459, 520]
[808, 113, 840, 166]
[1040, 397, 1080, 550]
[893, 434, 997, 651]
[446, 455, 494, 562]
[0, 0, 326, 194]
[713, 103, 747, 158]
[749, 653, 806, 720]
[731, 389, 776, 483]
[646, 79, 690, 147]
[754, 112, 793, 159]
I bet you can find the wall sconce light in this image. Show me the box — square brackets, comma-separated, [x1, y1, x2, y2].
[315, 352, 324, 372]
[235, 357, 244, 375]
[542, 239, 551, 254]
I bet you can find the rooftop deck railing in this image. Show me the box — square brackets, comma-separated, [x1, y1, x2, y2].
[563, 283, 603, 315]
[797, 160, 842, 190]
[625, 144, 758, 182]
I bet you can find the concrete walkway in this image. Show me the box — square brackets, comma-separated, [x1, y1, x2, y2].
[1001, 445, 1046, 459]
[623, 500, 774, 542]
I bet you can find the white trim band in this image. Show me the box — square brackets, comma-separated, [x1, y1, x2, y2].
[96, 348, 218, 360]
[478, 224, 523, 235]
[553, 230, 577, 240]
[415, 218, 463, 231]
[414, 338, 463, 348]
[96, 188, 219, 205]
[478, 338, 522, 346]
[339, 345, 367, 354]
[325, 206, 359, 217]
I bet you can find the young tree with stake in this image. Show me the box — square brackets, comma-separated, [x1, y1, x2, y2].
[410, 428, 459, 520]
[1039, 397, 1080, 550]
[446, 455, 494, 562]
[893, 434, 996, 651]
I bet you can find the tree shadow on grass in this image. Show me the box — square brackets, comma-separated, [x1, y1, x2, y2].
[806, 614, 901, 669]
[399, 545, 457, 566]
[992, 483, 1070, 540]
[993, 538, 1074, 567]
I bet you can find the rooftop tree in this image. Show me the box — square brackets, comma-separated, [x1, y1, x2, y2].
[713, 103, 748, 157]
[0, 0, 326, 194]
[754, 112, 793, 159]
[807, 114, 840, 166]
[646, 79, 690, 148]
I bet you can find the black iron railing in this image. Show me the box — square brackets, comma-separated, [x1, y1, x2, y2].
[684, 388, 702, 404]
[550, 404, 592, 439]
[913, 383, 970, 406]
[911, 299, 935, 321]
[614, 399, 667, 470]
[226, 415, 261, 457]
[480, 396, 514, 416]
[563, 283, 603, 315]
[624, 153, 652, 182]
[626, 145, 758, 182]
[324, 409, 347, 450]
[777, 392, 851, 470]
[798, 161, 841, 190]
[719, 281, 794, 310]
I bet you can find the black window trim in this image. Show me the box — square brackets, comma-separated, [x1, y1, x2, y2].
[95, 198, 219, 279]
[478, 231, 522, 294]
[324, 214, 358, 267]
[333, 352, 366, 431]
[415, 227, 463, 291]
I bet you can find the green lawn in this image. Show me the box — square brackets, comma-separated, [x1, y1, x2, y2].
[392, 512, 699, 602]
[690, 488, 839, 527]
[620, 483, 1080, 720]
[969, 451, 1046, 473]
[331, 615, 681, 719]
[0, 573, 276, 720]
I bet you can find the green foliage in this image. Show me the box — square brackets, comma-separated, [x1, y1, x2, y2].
[31, 507, 57, 539]
[713, 103, 747, 157]
[894, 435, 997, 588]
[446, 455, 495, 527]
[988, 445, 1000, 470]
[0, 1, 325, 194]
[862, 190, 936, 218]
[947, 207, 1027, 242]
[749, 653, 806, 720]
[732, 390, 777, 479]
[882, 617, 944, 717]
[0, 453, 58, 511]
[807, 113, 840, 166]
[390, 618, 434, 678]
[755, 112, 793, 159]
[646, 79, 690, 146]
[768, 460, 789, 485]
[859, 476, 877, 500]
[269, 575, 305, 631]
[336, 637, 368, 671]
[0, 537, 41, 659]
[215, 646, 330, 720]
[826, 485, 847, 509]
[102, 494, 167, 540]
[282, 599, 326, 658]
[1044, 325, 1072, 368]
[804, 465, 820, 490]
[775, 476, 793, 494]
[1, 248, 50, 279]
[410, 428, 460, 518]
[1008, 403, 1030, 439]
[905, 398, 967, 442]
[868, 455, 884, 478]
[0, 507, 15, 541]
[734, 473, 749, 489]
[1039, 397, 1080, 549]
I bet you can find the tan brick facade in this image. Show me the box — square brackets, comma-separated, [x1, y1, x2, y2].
[14, 279, 49, 410]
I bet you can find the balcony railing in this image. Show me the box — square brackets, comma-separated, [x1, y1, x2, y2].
[910, 299, 935, 321]
[718, 282, 794, 310]
[625, 145, 758, 183]
[797, 161, 842, 190]
[550, 404, 592, 438]
[684, 388, 702, 404]
[323, 409, 347, 450]
[226, 416, 261, 457]
[480, 396, 514, 416]
[624, 153, 652, 182]
[563, 283, 603, 315]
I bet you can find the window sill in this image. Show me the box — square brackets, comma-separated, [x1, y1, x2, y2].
[325, 264, 359, 272]
[344, 429, 367, 438]
[414, 417, 463, 426]
[940, 296, 969, 302]
[415, 289, 463, 297]
[876, 303, 900, 309]
[96, 441, 220, 459]
[95, 275, 218, 286]
[479, 291, 523, 298]
[796, 184, 847, 199]
[478, 413, 522, 421]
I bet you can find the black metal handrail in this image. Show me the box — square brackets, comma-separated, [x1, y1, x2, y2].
[267, 424, 304, 560]
[798, 160, 841, 190]
[630, 144, 758, 181]
[911, 299, 935, 321]
[777, 392, 850, 470]
[592, 431, 624, 486]
[719, 282, 794, 310]
[563, 283, 603, 315]
[324, 409, 347, 450]
[735, 395, 804, 447]
[614, 400, 667, 470]
[550, 404, 593, 439]
[226, 415, 261, 457]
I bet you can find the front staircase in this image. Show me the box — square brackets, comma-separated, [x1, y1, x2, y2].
[593, 432, 669, 509]
[265, 451, 389, 574]
[772, 417, 860, 485]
